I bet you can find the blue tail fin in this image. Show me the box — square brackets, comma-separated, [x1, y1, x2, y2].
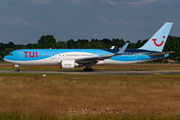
[139, 22, 173, 52]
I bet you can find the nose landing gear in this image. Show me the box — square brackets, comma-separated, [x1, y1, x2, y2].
[15, 65, 19, 72]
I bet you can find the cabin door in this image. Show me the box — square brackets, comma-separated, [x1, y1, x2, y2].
[19, 52, 23, 59]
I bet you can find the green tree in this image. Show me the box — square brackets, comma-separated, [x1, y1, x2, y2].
[86, 43, 92, 48]
[29, 44, 42, 49]
[112, 38, 125, 49]
[4, 48, 14, 55]
[8, 42, 15, 48]
[38, 35, 56, 48]
[164, 36, 180, 59]
[91, 39, 96, 43]
[75, 39, 89, 49]
[128, 43, 136, 49]
[0, 56, 3, 61]
[135, 40, 143, 48]
[0, 51, 5, 60]
[175, 56, 180, 62]
[91, 42, 107, 49]
[0, 43, 5, 51]
[142, 39, 148, 45]
[101, 38, 112, 45]
[66, 39, 75, 48]
[56, 41, 67, 49]
[119, 39, 125, 47]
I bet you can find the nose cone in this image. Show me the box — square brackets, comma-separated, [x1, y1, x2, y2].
[3, 55, 10, 61]
[3, 55, 7, 61]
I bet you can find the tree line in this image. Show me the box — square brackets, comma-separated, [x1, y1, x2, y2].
[0, 35, 180, 61]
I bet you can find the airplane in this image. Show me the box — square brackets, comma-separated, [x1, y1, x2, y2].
[4, 22, 174, 72]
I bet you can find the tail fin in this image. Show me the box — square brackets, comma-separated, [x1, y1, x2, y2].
[139, 22, 173, 52]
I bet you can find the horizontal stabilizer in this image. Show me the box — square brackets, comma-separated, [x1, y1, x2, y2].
[148, 51, 175, 56]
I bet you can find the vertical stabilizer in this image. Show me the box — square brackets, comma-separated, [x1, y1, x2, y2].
[139, 22, 173, 52]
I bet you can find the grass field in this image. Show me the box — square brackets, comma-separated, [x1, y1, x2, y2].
[0, 71, 180, 119]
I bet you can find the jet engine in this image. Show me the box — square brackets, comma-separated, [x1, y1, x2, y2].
[60, 60, 83, 69]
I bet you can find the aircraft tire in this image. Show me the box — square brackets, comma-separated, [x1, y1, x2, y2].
[84, 68, 88, 71]
[15, 69, 19, 72]
[89, 68, 93, 72]
[84, 68, 93, 72]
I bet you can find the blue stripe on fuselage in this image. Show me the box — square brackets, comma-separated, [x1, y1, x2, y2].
[9, 49, 114, 61]
[110, 55, 150, 61]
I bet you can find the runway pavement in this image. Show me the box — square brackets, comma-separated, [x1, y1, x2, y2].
[0, 69, 180, 75]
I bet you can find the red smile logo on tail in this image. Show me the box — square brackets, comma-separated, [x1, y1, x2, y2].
[152, 36, 165, 47]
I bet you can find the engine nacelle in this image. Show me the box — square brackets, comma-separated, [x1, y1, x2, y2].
[96, 60, 105, 65]
[60, 60, 83, 69]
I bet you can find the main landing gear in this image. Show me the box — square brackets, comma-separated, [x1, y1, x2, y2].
[84, 68, 93, 72]
[84, 64, 93, 72]
[15, 65, 19, 72]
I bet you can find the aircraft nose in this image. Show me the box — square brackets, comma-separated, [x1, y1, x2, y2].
[3, 55, 9, 61]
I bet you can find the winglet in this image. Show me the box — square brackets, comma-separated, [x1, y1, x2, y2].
[115, 43, 129, 55]
[110, 46, 115, 49]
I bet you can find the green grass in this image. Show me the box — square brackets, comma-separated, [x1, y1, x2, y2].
[0, 62, 11, 64]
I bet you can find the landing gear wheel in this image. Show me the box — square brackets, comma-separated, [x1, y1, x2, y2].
[84, 68, 93, 72]
[15, 65, 19, 72]
[89, 68, 93, 72]
[84, 68, 88, 71]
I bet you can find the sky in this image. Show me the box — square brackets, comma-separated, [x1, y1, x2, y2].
[0, 0, 180, 44]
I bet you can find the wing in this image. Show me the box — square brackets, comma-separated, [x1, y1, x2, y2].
[148, 51, 175, 56]
[75, 43, 129, 64]
[75, 55, 113, 63]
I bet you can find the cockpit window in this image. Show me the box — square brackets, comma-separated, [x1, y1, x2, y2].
[8, 53, 13, 56]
